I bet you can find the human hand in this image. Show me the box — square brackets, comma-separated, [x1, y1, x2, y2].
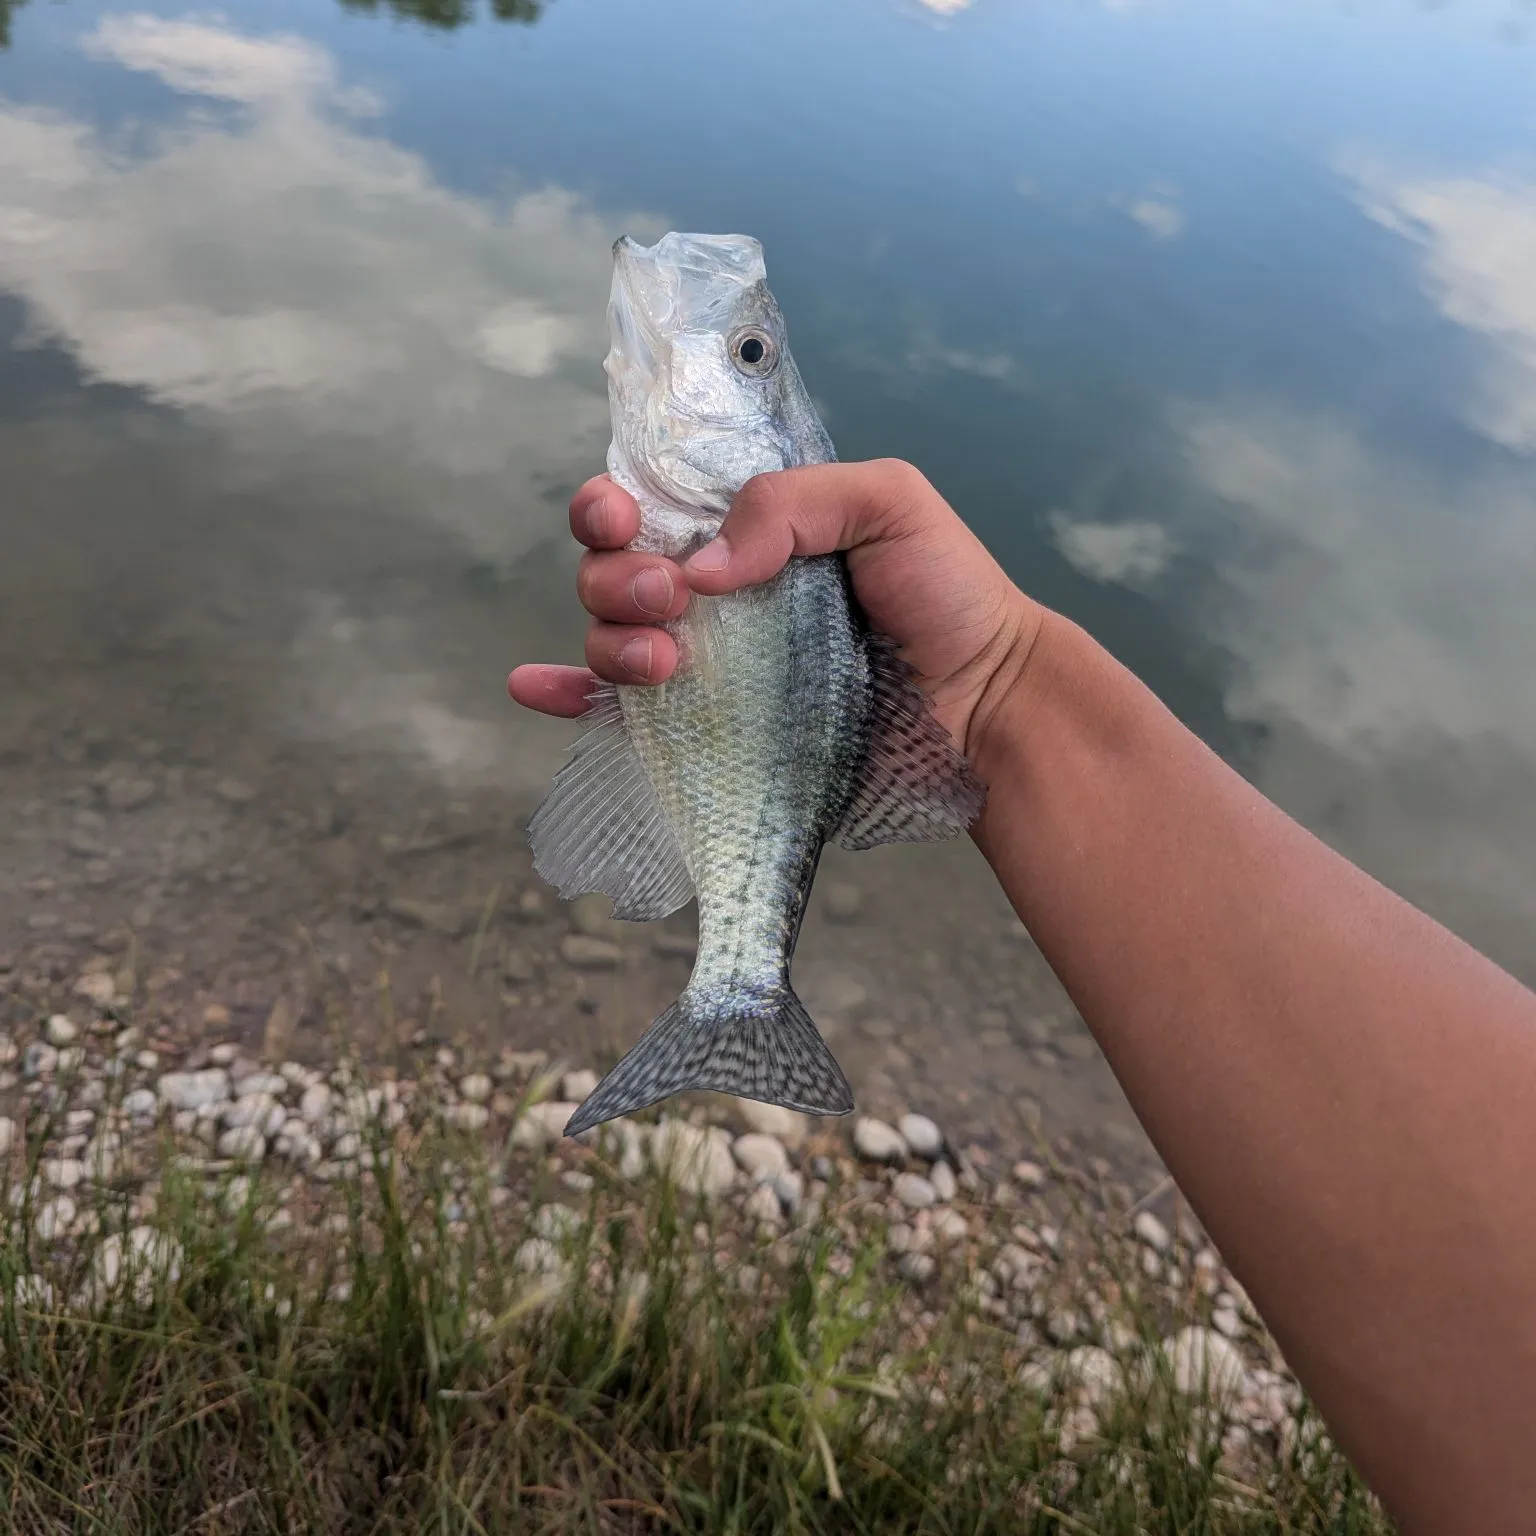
[508, 459, 1044, 764]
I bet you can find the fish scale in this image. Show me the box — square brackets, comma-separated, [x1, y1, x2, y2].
[527, 231, 985, 1138]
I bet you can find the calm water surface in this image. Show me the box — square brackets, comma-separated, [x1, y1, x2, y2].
[2, 0, 1533, 1163]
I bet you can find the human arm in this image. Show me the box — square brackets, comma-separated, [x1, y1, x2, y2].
[510, 461, 1536, 1534]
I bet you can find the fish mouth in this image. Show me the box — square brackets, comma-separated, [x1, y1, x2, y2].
[606, 232, 767, 383]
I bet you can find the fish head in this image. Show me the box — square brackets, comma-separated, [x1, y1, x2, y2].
[606, 232, 833, 516]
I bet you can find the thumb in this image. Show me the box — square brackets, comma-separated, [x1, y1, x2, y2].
[681, 459, 939, 595]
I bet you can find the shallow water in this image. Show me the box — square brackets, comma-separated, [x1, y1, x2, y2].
[2, 0, 1533, 1173]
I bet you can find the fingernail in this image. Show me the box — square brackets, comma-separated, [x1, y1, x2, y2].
[631, 566, 673, 616]
[584, 494, 612, 544]
[618, 635, 653, 680]
[686, 536, 730, 573]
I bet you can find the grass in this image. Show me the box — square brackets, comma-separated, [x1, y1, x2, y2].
[0, 1077, 1395, 1536]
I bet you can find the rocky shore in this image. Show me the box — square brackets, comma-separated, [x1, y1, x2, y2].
[1, 983, 1314, 1483]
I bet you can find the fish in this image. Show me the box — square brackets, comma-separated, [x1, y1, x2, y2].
[529, 231, 985, 1139]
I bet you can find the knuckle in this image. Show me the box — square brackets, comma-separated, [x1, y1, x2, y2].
[869, 458, 937, 531]
[732, 471, 783, 523]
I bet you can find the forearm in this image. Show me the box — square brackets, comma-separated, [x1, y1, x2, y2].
[973, 610, 1536, 1532]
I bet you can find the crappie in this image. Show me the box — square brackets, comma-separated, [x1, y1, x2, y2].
[531, 232, 983, 1139]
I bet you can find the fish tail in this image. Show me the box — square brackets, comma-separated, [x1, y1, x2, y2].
[563, 987, 853, 1138]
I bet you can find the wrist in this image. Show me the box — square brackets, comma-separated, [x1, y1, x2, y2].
[962, 597, 1063, 787]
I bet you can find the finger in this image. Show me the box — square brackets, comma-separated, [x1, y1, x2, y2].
[585, 622, 680, 686]
[507, 664, 602, 719]
[576, 550, 688, 623]
[570, 475, 641, 550]
[682, 460, 947, 595]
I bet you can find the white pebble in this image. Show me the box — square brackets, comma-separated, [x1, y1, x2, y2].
[931, 1207, 968, 1243]
[852, 1117, 907, 1163]
[897, 1252, 936, 1283]
[299, 1083, 332, 1124]
[650, 1120, 736, 1197]
[75, 972, 117, 1007]
[44, 1015, 79, 1047]
[514, 1237, 564, 1274]
[12, 1274, 54, 1309]
[0, 1116, 14, 1155]
[209, 1043, 239, 1066]
[1212, 1305, 1243, 1339]
[1066, 1346, 1125, 1410]
[744, 1182, 783, 1225]
[737, 1100, 808, 1147]
[1047, 1308, 1084, 1345]
[332, 1132, 362, 1161]
[22, 1042, 58, 1079]
[0, 1034, 16, 1066]
[772, 1168, 804, 1214]
[236, 1072, 287, 1098]
[216, 1125, 266, 1161]
[930, 1160, 958, 1203]
[532, 1204, 580, 1240]
[447, 1103, 489, 1132]
[158, 1069, 230, 1111]
[1011, 1160, 1047, 1189]
[91, 1226, 183, 1306]
[731, 1132, 788, 1183]
[43, 1158, 85, 1190]
[122, 1088, 158, 1121]
[897, 1113, 943, 1159]
[512, 1101, 582, 1150]
[560, 1068, 599, 1101]
[458, 1073, 493, 1104]
[35, 1196, 77, 1239]
[83, 1136, 118, 1179]
[893, 1172, 937, 1210]
[222, 1093, 276, 1129]
[1134, 1210, 1172, 1253]
[1163, 1326, 1249, 1399]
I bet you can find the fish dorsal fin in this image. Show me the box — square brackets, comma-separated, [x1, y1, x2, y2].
[527, 684, 696, 921]
[834, 635, 986, 851]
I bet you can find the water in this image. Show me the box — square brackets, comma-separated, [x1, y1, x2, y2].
[2, 0, 1533, 1173]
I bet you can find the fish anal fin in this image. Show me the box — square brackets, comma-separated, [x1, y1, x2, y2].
[834, 634, 986, 851]
[527, 683, 695, 922]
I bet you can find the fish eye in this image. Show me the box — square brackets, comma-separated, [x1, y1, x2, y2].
[728, 327, 778, 377]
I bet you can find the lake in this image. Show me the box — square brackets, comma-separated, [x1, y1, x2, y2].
[2, 0, 1532, 1173]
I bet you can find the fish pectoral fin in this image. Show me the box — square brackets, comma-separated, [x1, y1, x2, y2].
[563, 989, 853, 1138]
[834, 633, 987, 851]
[527, 682, 695, 922]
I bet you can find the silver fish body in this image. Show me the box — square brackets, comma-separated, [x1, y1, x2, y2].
[530, 233, 983, 1138]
